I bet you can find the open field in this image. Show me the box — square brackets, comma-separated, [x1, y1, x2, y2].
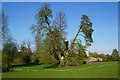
[2, 61, 118, 78]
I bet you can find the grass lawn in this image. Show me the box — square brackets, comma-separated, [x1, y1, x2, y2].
[2, 61, 118, 78]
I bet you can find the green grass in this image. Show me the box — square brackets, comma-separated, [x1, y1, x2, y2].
[2, 61, 118, 78]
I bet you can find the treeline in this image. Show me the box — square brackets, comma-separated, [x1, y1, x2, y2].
[2, 38, 88, 72]
[1, 12, 33, 72]
[89, 49, 119, 61]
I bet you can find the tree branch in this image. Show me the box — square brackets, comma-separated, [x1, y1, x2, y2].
[69, 25, 82, 51]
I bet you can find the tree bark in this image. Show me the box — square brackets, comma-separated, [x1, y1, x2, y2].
[7, 64, 10, 72]
[64, 40, 69, 66]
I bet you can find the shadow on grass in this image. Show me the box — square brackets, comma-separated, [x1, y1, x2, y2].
[12, 63, 59, 69]
[44, 64, 59, 68]
[12, 63, 40, 67]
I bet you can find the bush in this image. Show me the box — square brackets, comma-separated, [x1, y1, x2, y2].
[64, 49, 86, 66]
[65, 56, 83, 66]
[21, 54, 31, 64]
[2, 64, 8, 72]
[13, 58, 24, 65]
[31, 53, 39, 64]
[37, 52, 58, 65]
[2, 53, 7, 72]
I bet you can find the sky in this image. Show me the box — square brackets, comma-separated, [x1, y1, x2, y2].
[1, 0, 120, 2]
[2, 2, 118, 55]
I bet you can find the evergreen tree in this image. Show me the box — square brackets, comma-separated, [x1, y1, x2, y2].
[111, 49, 119, 61]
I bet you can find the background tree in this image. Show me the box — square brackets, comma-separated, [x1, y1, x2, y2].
[99, 53, 106, 61]
[106, 54, 111, 61]
[89, 52, 99, 58]
[20, 40, 32, 64]
[2, 11, 18, 72]
[111, 49, 119, 61]
[88, 51, 94, 57]
[2, 11, 9, 44]
[2, 36, 17, 72]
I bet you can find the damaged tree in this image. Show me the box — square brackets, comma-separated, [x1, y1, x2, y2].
[62, 15, 94, 66]
[69, 15, 93, 51]
[31, 4, 94, 67]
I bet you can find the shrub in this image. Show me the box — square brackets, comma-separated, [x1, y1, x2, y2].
[2, 64, 8, 72]
[65, 56, 83, 66]
[21, 54, 31, 64]
[31, 52, 39, 64]
[13, 58, 24, 65]
[37, 51, 58, 65]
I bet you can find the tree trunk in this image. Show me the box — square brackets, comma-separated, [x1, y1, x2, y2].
[69, 26, 81, 51]
[58, 52, 64, 67]
[7, 64, 10, 72]
[63, 40, 69, 66]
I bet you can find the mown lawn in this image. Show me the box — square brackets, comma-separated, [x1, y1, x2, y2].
[2, 61, 118, 78]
